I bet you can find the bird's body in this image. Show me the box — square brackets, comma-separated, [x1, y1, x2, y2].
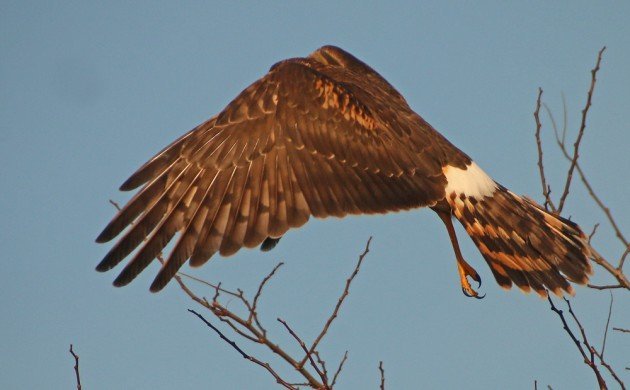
[97, 45, 592, 297]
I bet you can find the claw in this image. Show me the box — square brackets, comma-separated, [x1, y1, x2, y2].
[473, 273, 482, 288]
[433, 207, 486, 300]
[461, 278, 485, 299]
[458, 260, 485, 299]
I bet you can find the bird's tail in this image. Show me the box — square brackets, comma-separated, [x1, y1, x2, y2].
[449, 185, 592, 297]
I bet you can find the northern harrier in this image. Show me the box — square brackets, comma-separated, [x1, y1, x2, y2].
[96, 45, 592, 298]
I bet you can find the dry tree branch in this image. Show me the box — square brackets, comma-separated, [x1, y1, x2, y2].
[330, 351, 348, 388]
[592, 349, 627, 389]
[379, 361, 386, 390]
[251, 262, 284, 333]
[533, 87, 555, 211]
[181, 268, 324, 388]
[537, 46, 627, 390]
[69, 344, 82, 390]
[556, 46, 606, 214]
[547, 297, 608, 389]
[188, 309, 296, 390]
[600, 292, 613, 358]
[278, 318, 328, 385]
[179, 237, 374, 389]
[531, 46, 629, 291]
[299, 237, 373, 368]
[548, 296, 626, 390]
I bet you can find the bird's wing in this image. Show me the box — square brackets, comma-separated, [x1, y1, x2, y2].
[96, 53, 455, 291]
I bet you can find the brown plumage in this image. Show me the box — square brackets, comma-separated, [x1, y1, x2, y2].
[96, 45, 592, 296]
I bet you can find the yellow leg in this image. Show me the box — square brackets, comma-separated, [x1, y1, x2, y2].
[434, 208, 484, 299]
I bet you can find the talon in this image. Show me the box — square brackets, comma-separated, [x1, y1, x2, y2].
[474, 273, 482, 288]
[461, 279, 485, 299]
[458, 262, 485, 299]
[433, 207, 486, 300]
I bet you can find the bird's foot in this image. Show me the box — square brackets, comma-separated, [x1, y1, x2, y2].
[458, 260, 484, 299]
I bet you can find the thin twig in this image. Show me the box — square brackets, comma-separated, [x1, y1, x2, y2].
[278, 318, 328, 386]
[547, 297, 607, 389]
[613, 328, 629, 334]
[314, 351, 328, 386]
[330, 351, 348, 388]
[587, 284, 624, 290]
[592, 349, 626, 390]
[108, 199, 121, 211]
[250, 262, 284, 335]
[600, 291, 613, 358]
[69, 344, 82, 390]
[300, 237, 372, 368]
[175, 274, 323, 387]
[589, 249, 630, 290]
[533, 88, 555, 211]
[557, 46, 606, 213]
[178, 271, 243, 299]
[589, 223, 600, 244]
[188, 309, 297, 390]
[541, 100, 630, 290]
[379, 361, 385, 390]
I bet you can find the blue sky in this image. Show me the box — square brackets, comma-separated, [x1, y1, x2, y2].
[2, 1, 629, 389]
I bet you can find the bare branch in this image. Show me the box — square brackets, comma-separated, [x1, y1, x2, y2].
[587, 284, 624, 290]
[613, 328, 629, 334]
[69, 344, 82, 390]
[547, 297, 607, 389]
[278, 318, 328, 386]
[538, 97, 630, 290]
[108, 199, 121, 211]
[600, 291, 613, 358]
[178, 271, 243, 299]
[557, 46, 606, 213]
[533, 88, 555, 211]
[592, 349, 627, 390]
[589, 249, 630, 290]
[379, 361, 386, 390]
[188, 309, 297, 390]
[313, 351, 328, 386]
[588, 223, 600, 244]
[330, 351, 348, 388]
[300, 237, 373, 368]
[250, 262, 284, 334]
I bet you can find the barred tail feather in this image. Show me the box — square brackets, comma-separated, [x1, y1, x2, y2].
[449, 185, 593, 297]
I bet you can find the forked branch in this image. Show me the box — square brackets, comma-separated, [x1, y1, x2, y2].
[531, 46, 628, 291]
[181, 237, 374, 389]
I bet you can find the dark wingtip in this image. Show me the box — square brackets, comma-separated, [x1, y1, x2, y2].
[95, 230, 112, 244]
[112, 275, 130, 288]
[95, 256, 115, 272]
[119, 179, 138, 192]
[149, 279, 165, 293]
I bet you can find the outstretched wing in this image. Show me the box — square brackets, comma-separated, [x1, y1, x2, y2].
[96, 46, 461, 291]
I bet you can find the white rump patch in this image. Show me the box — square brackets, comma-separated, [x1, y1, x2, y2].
[443, 161, 497, 198]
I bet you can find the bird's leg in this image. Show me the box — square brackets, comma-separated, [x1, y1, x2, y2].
[433, 207, 484, 299]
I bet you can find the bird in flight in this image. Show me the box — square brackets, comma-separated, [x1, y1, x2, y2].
[96, 45, 592, 298]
